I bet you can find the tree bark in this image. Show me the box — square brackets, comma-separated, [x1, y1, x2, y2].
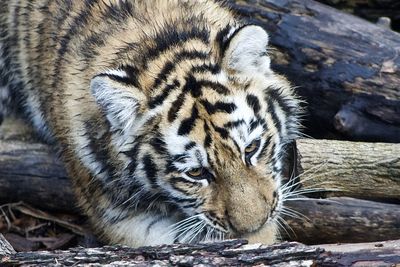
[1, 239, 399, 266]
[0, 234, 15, 257]
[229, 0, 400, 142]
[318, 0, 400, 31]
[294, 139, 400, 202]
[285, 197, 400, 244]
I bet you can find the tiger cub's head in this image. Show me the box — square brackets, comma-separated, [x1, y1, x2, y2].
[91, 25, 300, 243]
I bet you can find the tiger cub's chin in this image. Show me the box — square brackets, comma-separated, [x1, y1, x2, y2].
[243, 223, 279, 245]
[1, 0, 301, 247]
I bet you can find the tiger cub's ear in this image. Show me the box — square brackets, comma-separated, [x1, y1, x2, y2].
[222, 25, 271, 77]
[90, 70, 147, 132]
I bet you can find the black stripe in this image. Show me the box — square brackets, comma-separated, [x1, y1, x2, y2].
[151, 50, 209, 90]
[201, 100, 236, 115]
[184, 74, 202, 98]
[122, 65, 140, 88]
[143, 23, 209, 68]
[167, 75, 230, 123]
[148, 79, 180, 109]
[79, 32, 104, 60]
[142, 154, 159, 188]
[184, 141, 197, 150]
[203, 122, 212, 148]
[178, 105, 199, 136]
[168, 195, 198, 204]
[258, 135, 272, 160]
[95, 73, 136, 86]
[246, 94, 261, 114]
[149, 133, 168, 156]
[172, 154, 189, 164]
[249, 118, 260, 132]
[54, 0, 73, 41]
[211, 123, 229, 139]
[223, 119, 245, 129]
[267, 99, 282, 134]
[219, 24, 248, 59]
[53, 0, 100, 87]
[168, 91, 186, 122]
[100, 0, 134, 23]
[146, 216, 164, 236]
[267, 88, 294, 115]
[165, 160, 179, 174]
[215, 24, 232, 57]
[195, 80, 229, 95]
[168, 74, 197, 122]
[190, 63, 221, 75]
[122, 137, 143, 175]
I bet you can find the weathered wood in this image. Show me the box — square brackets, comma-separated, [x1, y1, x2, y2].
[316, 239, 400, 267]
[295, 139, 400, 201]
[284, 197, 400, 244]
[229, 0, 400, 142]
[0, 234, 15, 257]
[319, 0, 400, 31]
[0, 139, 76, 212]
[0, 119, 76, 212]
[1, 239, 400, 266]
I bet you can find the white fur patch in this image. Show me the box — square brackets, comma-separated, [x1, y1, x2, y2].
[90, 70, 150, 137]
[107, 213, 177, 247]
[224, 25, 271, 77]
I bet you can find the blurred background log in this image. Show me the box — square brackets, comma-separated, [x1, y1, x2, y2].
[229, 0, 400, 142]
[318, 0, 400, 32]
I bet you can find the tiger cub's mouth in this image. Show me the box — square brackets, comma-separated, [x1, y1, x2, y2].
[169, 200, 282, 244]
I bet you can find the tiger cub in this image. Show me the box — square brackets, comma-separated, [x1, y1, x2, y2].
[0, 0, 301, 247]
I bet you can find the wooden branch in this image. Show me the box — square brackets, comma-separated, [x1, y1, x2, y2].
[284, 197, 400, 244]
[229, 0, 400, 142]
[319, 0, 400, 31]
[0, 234, 15, 257]
[295, 139, 400, 201]
[0, 139, 76, 212]
[1, 239, 399, 266]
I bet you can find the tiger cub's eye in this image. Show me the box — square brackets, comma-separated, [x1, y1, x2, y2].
[245, 139, 260, 154]
[186, 168, 203, 178]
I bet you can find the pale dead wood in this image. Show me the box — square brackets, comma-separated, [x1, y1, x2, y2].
[0, 233, 15, 257]
[284, 197, 400, 244]
[295, 139, 400, 201]
[1, 239, 400, 266]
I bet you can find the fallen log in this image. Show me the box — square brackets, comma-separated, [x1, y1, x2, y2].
[295, 139, 400, 201]
[0, 234, 15, 257]
[1, 238, 399, 266]
[284, 197, 400, 244]
[229, 0, 400, 142]
[318, 0, 400, 31]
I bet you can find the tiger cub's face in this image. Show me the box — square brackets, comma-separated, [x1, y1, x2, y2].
[91, 26, 300, 242]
